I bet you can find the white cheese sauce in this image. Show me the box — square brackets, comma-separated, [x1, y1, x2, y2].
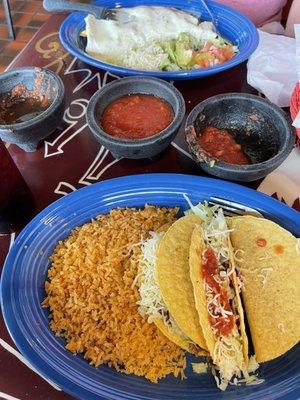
[85, 6, 217, 67]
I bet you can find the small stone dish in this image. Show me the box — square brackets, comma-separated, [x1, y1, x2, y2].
[185, 93, 295, 182]
[0, 67, 65, 152]
[86, 76, 185, 159]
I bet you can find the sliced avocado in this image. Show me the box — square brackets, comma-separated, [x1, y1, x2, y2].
[163, 40, 177, 64]
[174, 42, 193, 68]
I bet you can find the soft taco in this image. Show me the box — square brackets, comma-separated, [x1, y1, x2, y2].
[188, 204, 252, 390]
[137, 215, 208, 355]
[228, 216, 300, 363]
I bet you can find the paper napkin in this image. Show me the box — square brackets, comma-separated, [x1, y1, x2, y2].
[247, 30, 298, 107]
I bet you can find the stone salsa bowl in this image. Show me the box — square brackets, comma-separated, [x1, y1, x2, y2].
[86, 76, 185, 159]
[0, 67, 65, 152]
[185, 93, 295, 182]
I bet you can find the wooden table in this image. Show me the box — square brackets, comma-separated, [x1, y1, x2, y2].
[0, 14, 293, 400]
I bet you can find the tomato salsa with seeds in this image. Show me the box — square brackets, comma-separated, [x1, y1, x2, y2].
[201, 247, 235, 336]
[100, 94, 174, 140]
[198, 126, 250, 165]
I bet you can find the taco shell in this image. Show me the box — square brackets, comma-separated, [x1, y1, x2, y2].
[189, 227, 249, 363]
[154, 319, 207, 356]
[228, 216, 300, 363]
[189, 228, 216, 357]
[156, 215, 207, 350]
[229, 250, 249, 363]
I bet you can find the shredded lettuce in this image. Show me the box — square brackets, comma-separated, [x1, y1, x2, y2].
[184, 197, 232, 266]
[192, 362, 208, 374]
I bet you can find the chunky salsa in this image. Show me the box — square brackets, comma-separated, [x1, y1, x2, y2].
[198, 126, 250, 165]
[201, 247, 234, 336]
[100, 94, 174, 140]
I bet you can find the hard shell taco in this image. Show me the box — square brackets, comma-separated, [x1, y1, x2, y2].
[137, 215, 208, 355]
[228, 216, 300, 363]
[188, 204, 252, 390]
[136, 200, 299, 391]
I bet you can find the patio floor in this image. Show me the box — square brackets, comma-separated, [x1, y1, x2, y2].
[0, 0, 49, 72]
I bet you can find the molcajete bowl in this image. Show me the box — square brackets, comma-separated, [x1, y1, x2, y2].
[86, 76, 185, 159]
[0, 67, 65, 152]
[185, 93, 295, 182]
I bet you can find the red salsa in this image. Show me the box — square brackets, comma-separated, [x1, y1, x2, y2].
[201, 247, 235, 336]
[100, 94, 174, 140]
[198, 126, 250, 165]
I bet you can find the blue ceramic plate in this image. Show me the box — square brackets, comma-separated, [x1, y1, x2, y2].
[59, 0, 259, 80]
[1, 174, 299, 400]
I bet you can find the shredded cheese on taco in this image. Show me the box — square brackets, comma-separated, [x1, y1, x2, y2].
[137, 232, 167, 323]
[192, 362, 208, 374]
[187, 200, 261, 390]
[137, 232, 192, 342]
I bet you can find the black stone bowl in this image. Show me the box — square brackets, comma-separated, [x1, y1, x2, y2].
[0, 67, 65, 152]
[185, 93, 295, 182]
[86, 77, 185, 159]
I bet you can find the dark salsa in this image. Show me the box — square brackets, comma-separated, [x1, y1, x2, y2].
[198, 126, 250, 165]
[201, 247, 235, 336]
[100, 94, 174, 140]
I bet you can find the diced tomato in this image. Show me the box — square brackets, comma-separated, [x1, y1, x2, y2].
[211, 45, 234, 63]
[192, 44, 234, 69]
[202, 41, 213, 52]
[193, 52, 215, 68]
[222, 45, 234, 60]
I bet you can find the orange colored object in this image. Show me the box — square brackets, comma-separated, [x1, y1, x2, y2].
[290, 82, 300, 144]
[198, 126, 250, 165]
[274, 244, 284, 254]
[193, 44, 234, 68]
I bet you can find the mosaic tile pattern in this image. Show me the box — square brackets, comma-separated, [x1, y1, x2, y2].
[0, 0, 49, 72]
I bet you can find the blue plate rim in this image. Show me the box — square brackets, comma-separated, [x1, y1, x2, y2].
[1, 173, 299, 400]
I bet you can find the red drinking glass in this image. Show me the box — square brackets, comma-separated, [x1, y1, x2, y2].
[0, 140, 35, 234]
